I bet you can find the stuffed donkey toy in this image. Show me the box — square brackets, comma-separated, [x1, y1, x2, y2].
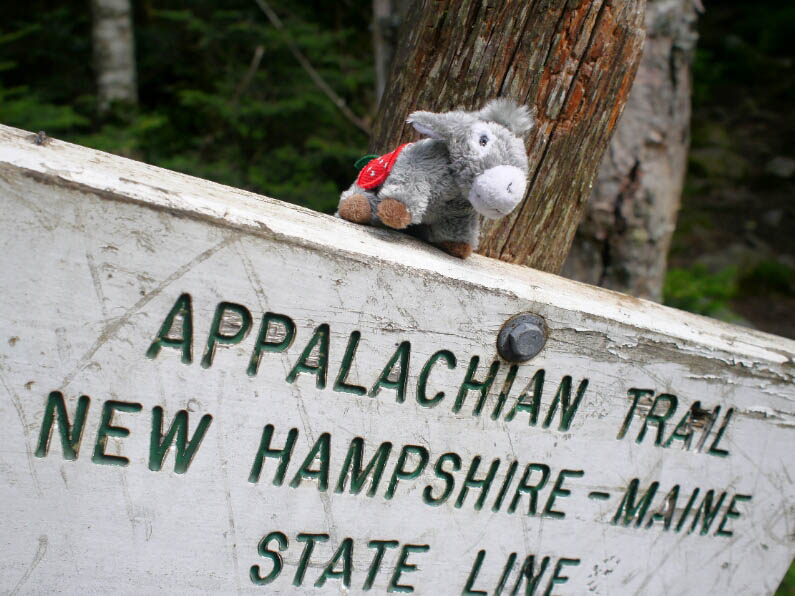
[337, 99, 533, 258]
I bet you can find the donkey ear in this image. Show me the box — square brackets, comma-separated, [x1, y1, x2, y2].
[478, 99, 535, 136]
[406, 111, 446, 140]
[408, 109, 475, 141]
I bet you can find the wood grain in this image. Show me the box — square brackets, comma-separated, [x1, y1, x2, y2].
[371, 0, 647, 273]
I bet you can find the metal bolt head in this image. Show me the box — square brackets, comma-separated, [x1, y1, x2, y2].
[497, 313, 547, 363]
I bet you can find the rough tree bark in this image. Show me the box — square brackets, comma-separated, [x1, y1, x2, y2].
[561, 0, 699, 301]
[370, 0, 647, 273]
[91, 0, 138, 114]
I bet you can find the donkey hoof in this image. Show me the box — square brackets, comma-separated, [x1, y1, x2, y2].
[377, 198, 412, 229]
[339, 194, 372, 224]
[437, 241, 473, 259]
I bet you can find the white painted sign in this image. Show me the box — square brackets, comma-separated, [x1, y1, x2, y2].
[0, 124, 793, 595]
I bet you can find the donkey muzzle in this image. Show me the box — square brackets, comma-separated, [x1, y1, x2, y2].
[467, 165, 527, 219]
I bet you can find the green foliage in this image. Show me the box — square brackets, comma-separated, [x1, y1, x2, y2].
[0, 0, 374, 213]
[0, 92, 89, 133]
[739, 259, 795, 296]
[776, 560, 795, 596]
[664, 259, 795, 327]
[692, 3, 795, 107]
[0, 12, 90, 133]
[671, 0, 795, 351]
[663, 265, 740, 322]
[783, 564, 795, 595]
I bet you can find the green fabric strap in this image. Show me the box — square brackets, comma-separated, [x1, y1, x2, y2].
[354, 154, 379, 170]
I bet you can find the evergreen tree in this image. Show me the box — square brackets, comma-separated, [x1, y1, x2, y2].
[0, 0, 374, 213]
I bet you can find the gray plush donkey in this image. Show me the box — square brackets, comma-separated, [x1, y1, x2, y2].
[337, 99, 533, 258]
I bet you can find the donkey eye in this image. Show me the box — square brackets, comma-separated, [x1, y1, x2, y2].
[479, 134, 489, 147]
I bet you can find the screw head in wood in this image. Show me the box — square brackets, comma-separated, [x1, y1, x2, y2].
[497, 313, 547, 362]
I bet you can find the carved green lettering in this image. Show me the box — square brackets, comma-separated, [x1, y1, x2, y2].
[636, 393, 678, 446]
[514, 555, 549, 596]
[248, 425, 298, 485]
[543, 469, 583, 519]
[286, 324, 330, 389]
[454, 356, 500, 414]
[716, 493, 751, 537]
[688, 489, 727, 535]
[92, 400, 143, 466]
[148, 406, 212, 473]
[247, 313, 296, 376]
[416, 349, 456, 407]
[675, 488, 701, 532]
[389, 544, 430, 593]
[385, 445, 429, 500]
[456, 457, 500, 510]
[542, 376, 588, 431]
[335, 438, 392, 496]
[250, 531, 288, 585]
[290, 432, 331, 491]
[495, 553, 517, 595]
[490, 364, 518, 419]
[663, 404, 699, 450]
[201, 302, 252, 368]
[423, 452, 461, 506]
[146, 293, 193, 364]
[293, 533, 329, 586]
[617, 388, 654, 439]
[505, 369, 544, 424]
[35, 391, 90, 460]
[315, 537, 354, 588]
[612, 478, 659, 527]
[509, 464, 550, 515]
[492, 460, 519, 512]
[707, 407, 734, 457]
[544, 558, 580, 596]
[645, 485, 680, 531]
[462, 550, 487, 595]
[695, 406, 722, 452]
[370, 341, 411, 402]
[334, 331, 367, 395]
[364, 540, 399, 591]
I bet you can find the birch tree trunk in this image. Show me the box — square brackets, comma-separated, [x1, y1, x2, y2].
[370, 0, 647, 273]
[372, 0, 411, 105]
[91, 0, 138, 114]
[561, 0, 699, 301]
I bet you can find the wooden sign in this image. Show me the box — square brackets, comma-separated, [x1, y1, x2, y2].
[1, 125, 793, 594]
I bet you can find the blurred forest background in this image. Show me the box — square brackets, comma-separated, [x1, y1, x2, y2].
[2, 0, 792, 341]
[0, 0, 793, 591]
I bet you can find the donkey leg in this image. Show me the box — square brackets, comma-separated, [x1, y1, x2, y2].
[375, 179, 433, 230]
[377, 198, 413, 229]
[428, 213, 480, 259]
[337, 185, 378, 225]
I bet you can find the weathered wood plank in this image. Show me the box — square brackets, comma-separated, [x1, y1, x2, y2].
[0, 125, 793, 594]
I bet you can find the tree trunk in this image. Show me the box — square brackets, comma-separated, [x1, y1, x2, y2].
[372, 0, 411, 105]
[91, 0, 138, 114]
[561, 0, 698, 301]
[370, 0, 646, 273]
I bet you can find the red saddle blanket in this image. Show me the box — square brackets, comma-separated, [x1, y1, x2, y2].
[356, 143, 411, 190]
